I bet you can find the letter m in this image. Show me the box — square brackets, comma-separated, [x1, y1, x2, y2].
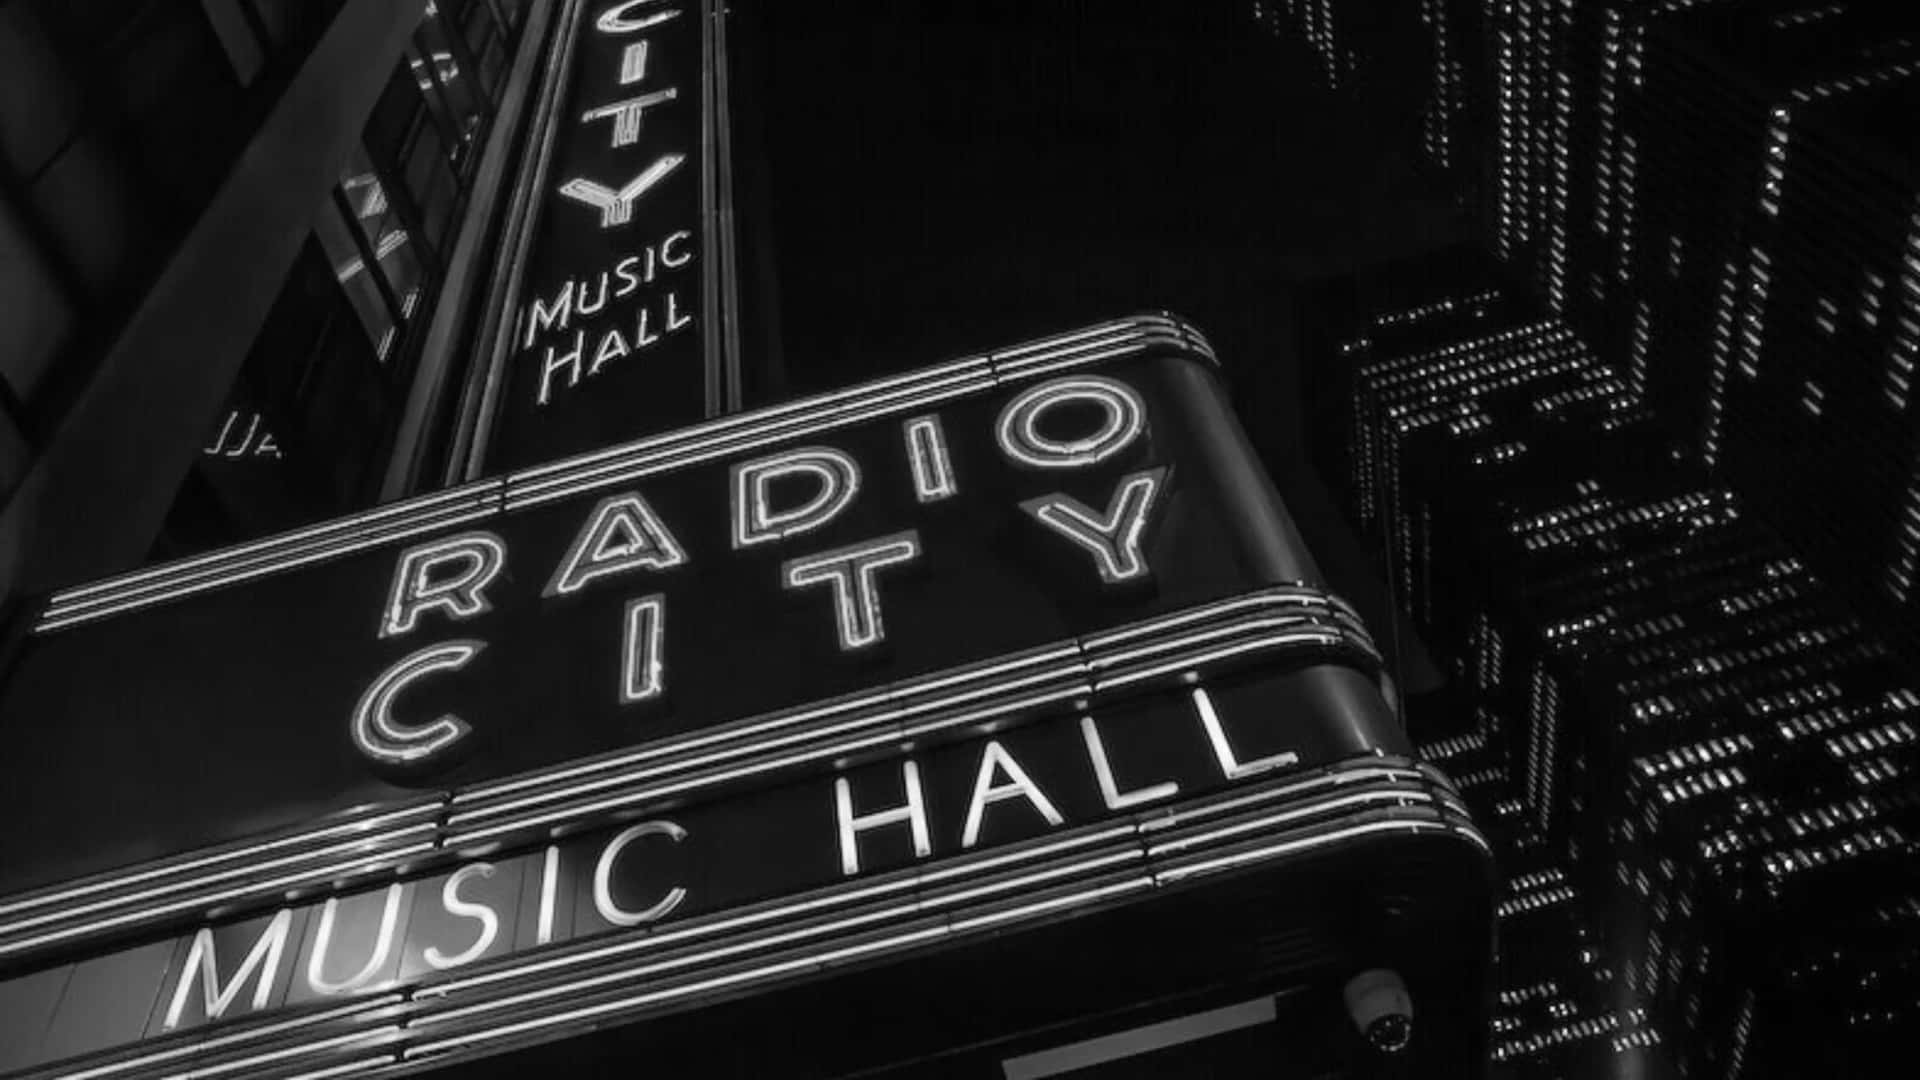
[163, 909, 294, 1029]
[523, 281, 575, 349]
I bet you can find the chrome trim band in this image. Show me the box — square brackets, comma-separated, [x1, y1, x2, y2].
[0, 583, 1380, 965]
[16, 759, 1481, 1080]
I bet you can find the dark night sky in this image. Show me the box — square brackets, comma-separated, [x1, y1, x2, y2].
[746, 0, 1460, 690]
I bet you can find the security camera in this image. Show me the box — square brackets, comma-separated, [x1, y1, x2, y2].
[1344, 969, 1414, 1054]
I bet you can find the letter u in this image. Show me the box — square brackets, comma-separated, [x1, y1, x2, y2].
[575, 273, 612, 317]
[305, 885, 407, 995]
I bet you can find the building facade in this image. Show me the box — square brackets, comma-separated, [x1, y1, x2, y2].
[0, 1, 553, 598]
[0, 4, 1498, 1076]
[1266, 0, 1920, 668]
[1307, 246, 1920, 1076]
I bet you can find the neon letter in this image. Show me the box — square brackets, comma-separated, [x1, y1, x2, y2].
[994, 375, 1148, 470]
[306, 885, 407, 995]
[619, 40, 649, 84]
[163, 910, 294, 1029]
[1020, 468, 1167, 584]
[581, 88, 677, 148]
[834, 760, 932, 876]
[1194, 687, 1298, 779]
[380, 532, 507, 638]
[536, 846, 562, 946]
[660, 229, 693, 268]
[620, 594, 667, 704]
[903, 415, 958, 502]
[424, 864, 502, 971]
[596, 0, 680, 34]
[1080, 715, 1179, 810]
[558, 155, 686, 228]
[782, 531, 921, 651]
[544, 492, 688, 597]
[592, 820, 688, 926]
[731, 446, 862, 548]
[960, 740, 1065, 849]
[523, 281, 574, 348]
[351, 641, 485, 766]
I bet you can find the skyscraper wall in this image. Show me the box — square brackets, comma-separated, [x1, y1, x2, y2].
[1306, 247, 1920, 1076]
[1268, 0, 1920, 666]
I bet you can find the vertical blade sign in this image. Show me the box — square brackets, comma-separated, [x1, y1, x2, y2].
[487, 0, 718, 471]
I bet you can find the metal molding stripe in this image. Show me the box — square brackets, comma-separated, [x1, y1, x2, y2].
[0, 583, 1383, 972]
[435, 588, 1382, 841]
[413, 789, 1480, 1071]
[15, 761, 1480, 1080]
[33, 313, 1219, 634]
[0, 584, 1385, 964]
[38, 492, 504, 631]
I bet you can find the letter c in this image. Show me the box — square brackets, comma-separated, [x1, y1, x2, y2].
[593, 820, 689, 926]
[596, 0, 679, 34]
[351, 641, 485, 766]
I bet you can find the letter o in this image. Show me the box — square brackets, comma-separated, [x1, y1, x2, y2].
[994, 376, 1147, 470]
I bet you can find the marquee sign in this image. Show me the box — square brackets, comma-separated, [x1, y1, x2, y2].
[3, 315, 1343, 899]
[0, 666, 1481, 1077]
[473, 0, 733, 472]
[0, 316, 1492, 1077]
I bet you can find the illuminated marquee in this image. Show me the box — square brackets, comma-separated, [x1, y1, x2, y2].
[0, 657, 1477, 1078]
[357, 373, 1166, 769]
[0, 316, 1495, 1076]
[2, 315, 1260, 903]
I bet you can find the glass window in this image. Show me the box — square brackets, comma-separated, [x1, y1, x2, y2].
[112, 2, 246, 210]
[0, 195, 74, 405]
[242, 0, 343, 54]
[326, 145, 428, 362]
[364, 66, 425, 172]
[478, 33, 508, 98]
[408, 44, 470, 161]
[296, 316, 389, 503]
[27, 131, 138, 300]
[198, 0, 265, 86]
[414, 8, 486, 150]
[448, 0, 507, 98]
[245, 239, 336, 410]
[0, 6, 85, 182]
[0, 407, 27, 501]
[313, 192, 396, 362]
[417, 157, 461, 251]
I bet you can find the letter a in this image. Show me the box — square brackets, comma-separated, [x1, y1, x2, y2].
[545, 492, 689, 597]
[960, 741, 1064, 849]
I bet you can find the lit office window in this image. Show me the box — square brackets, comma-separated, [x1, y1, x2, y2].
[324, 144, 426, 361]
[446, 0, 513, 96]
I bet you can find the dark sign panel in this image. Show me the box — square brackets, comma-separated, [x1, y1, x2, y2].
[0, 316, 1492, 1080]
[0, 670, 1475, 1074]
[0, 318, 1347, 897]
[480, 0, 723, 472]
